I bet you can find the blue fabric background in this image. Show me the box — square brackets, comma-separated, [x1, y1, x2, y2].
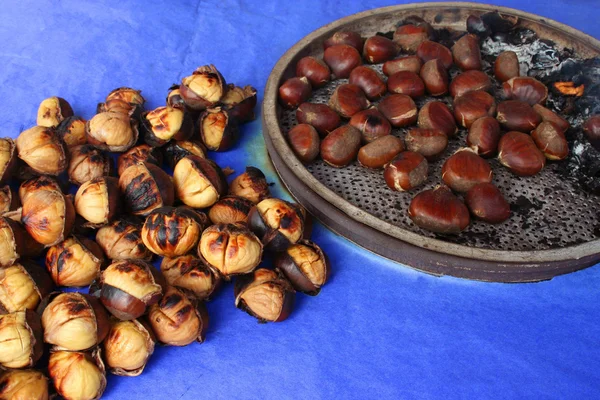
[1, 0, 599, 398]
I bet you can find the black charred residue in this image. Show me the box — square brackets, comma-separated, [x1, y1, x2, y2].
[125, 174, 158, 212]
[376, 31, 394, 40]
[279, 214, 295, 230]
[162, 293, 183, 309]
[66, 298, 88, 314]
[125, 232, 141, 241]
[245, 166, 266, 180]
[167, 217, 182, 246]
[176, 304, 192, 318]
[365, 115, 383, 128]
[115, 263, 135, 273]
[113, 221, 128, 233]
[56, 248, 72, 273]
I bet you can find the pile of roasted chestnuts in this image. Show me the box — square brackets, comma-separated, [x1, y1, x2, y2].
[0, 64, 330, 399]
[281, 12, 599, 234]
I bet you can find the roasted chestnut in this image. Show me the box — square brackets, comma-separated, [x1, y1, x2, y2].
[48, 349, 106, 400]
[377, 94, 418, 128]
[323, 44, 362, 79]
[56, 116, 87, 147]
[349, 108, 392, 143]
[86, 111, 139, 152]
[442, 148, 493, 192]
[405, 128, 448, 159]
[349, 66, 387, 100]
[234, 268, 294, 323]
[383, 56, 423, 76]
[0, 310, 43, 368]
[119, 162, 174, 216]
[68, 145, 111, 185]
[248, 198, 305, 252]
[0, 217, 43, 268]
[449, 70, 491, 98]
[166, 84, 186, 109]
[46, 236, 104, 287]
[199, 223, 263, 277]
[97, 98, 137, 116]
[393, 24, 431, 52]
[296, 56, 331, 88]
[161, 255, 221, 300]
[531, 121, 569, 160]
[174, 156, 227, 208]
[208, 195, 254, 225]
[418, 101, 457, 137]
[0, 261, 52, 314]
[532, 104, 569, 133]
[15, 126, 67, 176]
[103, 318, 155, 376]
[498, 131, 546, 176]
[320, 125, 362, 167]
[105, 87, 145, 114]
[141, 206, 207, 257]
[465, 182, 511, 223]
[97, 259, 167, 320]
[198, 107, 238, 151]
[323, 31, 364, 51]
[494, 51, 520, 82]
[220, 84, 257, 123]
[0, 369, 49, 399]
[229, 166, 269, 204]
[275, 240, 329, 295]
[453, 91, 496, 128]
[420, 59, 448, 96]
[296, 103, 341, 137]
[0, 138, 17, 184]
[451, 34, 482, 71]
[0, 186, 18, 215]
[496, 100, 541, 132]
[287, 124, 320, 164]
[358, 135, 405, 169]
[74, 177, 120, 226]
[328, 84, 370, 118]
[384, 151, 428, 191]
[163, 139, 206, 169]
[279, 77, 312, 109]
[117, 144, 163, 176]
[467, 116, 501, 157]
[387, 71, 426, 98]
[408, 186, 470, 234]
[37, 96, 74, 128]
[180, 65, 226, 110]
[141, 106, 194, 147]
[583, 115, 600, 150]
[503, 77, 548, 106]
[416, 41, 453, 69]
[41, 292, 109, 351]
[96, 218, 153, 261]
[363, 35, 398, 63]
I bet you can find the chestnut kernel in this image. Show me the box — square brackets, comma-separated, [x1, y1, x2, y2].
[0, 217, 43, 268]
[357, 135, 405, 169]
[420, 59, 448, 96]
[383, 56, 423, 76]
[56, 116, 87, 147]
[37, 96, 74, 128]
[229, 166, 270, 204]
[387, 71, 426, 98]
[208, 195, 254, 225]
[453, 91, 496, 128]
[393, 24, 431, 53]
[68, 145, 112, 185]
[384, 151, 428, 191]
[141, 106, 194, 147]
[465, 183, 511, 224]
[532, 104, 569, 133]
[0, 369, 49, 399]
[449, 70, 491, 98]
[16, 126, 67, 176]
[320, 125, 362, 167]
[503, 77, 548, 106]
[442, 148, 493, 193]
[86, 111, 139, 152]
[583, 115, 600, 151]
[234, 268, 294, 323]
[408, 186, 470, 234]
[0, 261, 53, 314]
[349, 66, 387, 100]
[377, 94, 418, 128]
[103, 318, 155, 376]
[0, 138, 17, 185]
[74, 177, 121, 226]
[117, 144, 163, 176]
[296, 56, 331, 88]
[494, 51, 520, 82]
[349, 108, 392, 143]
[416, 41, 453, 69]
[46, 236, 104, 287]
[323, 44, 362, 79]
[287, 124, 320, 164]
[105, 87, 145, 112]
[119, 162, 174, 216]
[451, 34, 482, 71]
[0, 310, 43, 368]
[496, 100, 541, 132]
[296, 103, 341, 137]
[275, 240, 329, 295]
[161, 255, 221, 300]
[198, 107, 238, 151]
[498, 131, 546, 176]
[531, 121, 569, 160]
[96, 218, 153, 261]
[323, 31, 364, 51]
[163, 139, 206, 169]
[180, 65, 226, 111]
[0, 186, 18, 215]
[166, 84, 186, 110]
[220, 84, 257, 123]
[418, 101, 457, 137]
[173, 156, 227, 208]
[405, 128, 448, 159]
[48, 348, 106, 400]
[363, 35, 398, 64]
[467, 116, 501, 157]
[328, 84, 370, 118]
[278, 77, 312, 109]
[248, 198, 305, 252]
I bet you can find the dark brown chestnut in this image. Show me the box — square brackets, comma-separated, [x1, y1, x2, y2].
[296, 56, 331, 88]
[408, 186, 470, 234]
[503, 77, 548, 106]
[323, 31, 364, 51]
[275, 240, 329, 295]
[328, 84, 370, 118]
[384, 151, 428, 191]
[56, 116, 87, 147]
[531, 122, 569, 160]
[494, 51, 520, 82]
[119, 162, 174, 216]
[532, 104, 569, 133]
[161, 255, 221, 300]
[118, 144, 163, 176]
[498, 131, 546, 176]
[220, 84, 257, 123]
[208, 195, 254, 225]
[279, 77, 312, 109]
[248, 198, 305, 252]
[296, 103, 341, 137]
[357, 135, 405, 169]
[420, 59, 448, 96]
[349, 66, 387, 100]
[449, 70, 491, 98]
[166, 84, 187, 110]
[68, 144, 112, 186]
[418, 101, 457, 137]
[179, 65, 226, 111]
[387, 71, 426, 98]
[496, 100, 541, 132]
[363, 35, 398, 64]
[467, 116, 501, 157]
[405, 128, 448, 160]
[162, 140, 206, 169]
[416, 41, 453, 69]
[141, 106, 194, 147]
[173, 156, 227, 208]
[323, 44, 362, 79]
[287, 124, 320, 164]
[451, 34, 482, 71]
[583, 115, 600, 151]
[465, 183, 511, 224]
[442, 148, 493, 192]
[453, 91, 496, 128]
[349, 108, 392, 143]
[198, 107, 238, 151]
[377, 94, 418, 128]
[229, 166, 270, 204]
[383, 56, 423, 76]
[234, 268, 294, 323]
[393, 24, 431, 52]
[320, 125, 362, 167]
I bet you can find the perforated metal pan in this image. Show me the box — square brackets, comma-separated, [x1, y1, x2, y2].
[262, 2, 600, 282]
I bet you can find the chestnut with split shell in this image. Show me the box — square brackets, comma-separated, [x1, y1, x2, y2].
[161, 255, 221, 300]
[120, 162, 174, 216]
[208, 195, 254, 225]
[15, 126, 67, 176]
[384, 151, 428, 191]
[0, 369, 49, 399]
[57, 116, 87, 147]
[86, 111, 139, 152]
[0, 138, 17, 185]
[96, 218, 153, 261]
[180, 64, 226, 111]
[409, 186, 470, 234]
[0, 261, 53, 314]
[163, 140, 206, 169]
[275, 240, 329, 295]
[0, 310, 43, 369]
[198, 107, 238, 151]
[117, 144, 163, 175]
[173, 156, 227, 209]
[0, 217, 43, 268]
[229, 166, 270, 204]
[248, 198, 305, 252]
[141, 106, 194, 147]
[45, 236, 104, 287]
[48, 348, 106, 400]
[75, 177, 121, 227]
[68, 145, 112, 185]
[103, 318, 155, 377]
[441, 147, 493, 193]
[37, 96, 74, 128]
[220, 84, 257, 123]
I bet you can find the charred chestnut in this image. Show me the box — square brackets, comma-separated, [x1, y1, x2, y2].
[208, 195, 254, 225]
[15, 126, 67, 176]
[494, 51, 520, 82]
[320, 125, 362, 167]
[174, 156, 227, 208]
[383, 56, 423, 76]
[409, 186, 470, 234]
[496, 100, 541, 132]
[234, 268, 294, 323]
[56, 116, 87, 147]
[0, 369, 49, 399]
[451, 34, 482, 71]
[384, 151, 428, 191]
[453, 91, 496, 128]
[357, 135, 405, 169]
[163, 139, 206, 169]
[198, 107, 238, 151]
[220, 84, 257, 123]
[323, 44, 362, 79]
[405, 128, 448, 159]
[467, 116, 501, 157]
[0, 138, 17, 184]
[275, 240, 329, 295]
[74, 177, 120, 226]
[449, 70, 491, 98]
[0, 261, 53, 313]
[119, 162, 174, 216]
[117, 144, 163, 176]
[287, 124, 320, 164]
[442, 148, 493, 192]
[46, 236, 104, 287]
[418, 101, 457, 137]
[279, 77, 312, 109]
[349, 66, 387, 100]
[86, 111, 139, 152]
[296, 56, 331, 88]
[0, 310, 43, 368]
[68, 145, 112, 185]
[387, 71, 426, 98]
[363, 35, 398, 64]
[323, 31, 364, 51]
[498, 131, 546, 176]
[180, 65, 226, 110]
[229, 166, 269, 204]
[465, 182, 511, 224]
[349, 108, 392, 143]
[96, 218, 153, 261]
[161, 255, 221, 300]
[141, 106, 194, 147]
[420, 59, 448, 96]
[531, 121, 569, 160]
[377, 94, 418, 128]
[37, 97, 74, 128]
[103, 319, 155, 376]
[503, 77, 548, 106]
[48, 349, 106, 400]
[0, 217, 43, 268]
[296, 103, 341, 137]
[328, 84, 370, 118]
[248, 198, 305, 252]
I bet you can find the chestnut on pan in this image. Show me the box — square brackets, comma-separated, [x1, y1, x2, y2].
[323, 44, 362, 78]
[296, 103, 341, 137]
[323, 30, 364, 51]
[296, 56, 331, 88]
[377, 94, 418, 128]
[409, 186, 470, 234]
[320, 125, 362, 168]
[384, 151, 428, 191]
[357, 135, 405, 169]
[465, 183, 511, 224]
[418, 101, 457, 138]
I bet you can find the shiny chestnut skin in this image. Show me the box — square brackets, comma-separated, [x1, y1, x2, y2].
[323, 31, 364, 51]
[296, 103, 341, 137]
[383, 56, 423, 76]
[328, 84, 370, 118]
[349, 108, 392, 143]
[503, 77, 548, 106]
[323, 44, 362, 79]
[420, 59, 448, 96]
[405, 128, 448, 160]
[531, 122, 569, 160]
[248, 198, 305, 252]
[275, 240, 329, 295]
[442, 148, 493, 193]
[498, 131, 546, 176]
[234, 268, 294, 323]
[279, 77, 312, 109]
[357, 135, 405, 169]
[449, 70, 491, 98]
[296, 56, 331, 87]
[454, 91, 496, 128]
[387, 71, 425, 98]
[418, 101, 457, 138]
[583, 115, 600, 150]
[408, 186, 470, 234]
[465, 183, 511, 224]
[467, 116, 501, 157]
[377, 94, 418, 128]
[320, 125, 362, 167]
[494, 51, 520, 82]
[117, 144, 162, 176]
[532, 104, 569, 133]
[384, 151, 428, 191]
[363, 35, 398, 63]
[416, 41, 453, 69]
[496, 100, 541, 132]
[393, 24, 431, 52]
[452, 34, 482, 71]
[349, 66, 387, 100]
[287, 124, 320, 164]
